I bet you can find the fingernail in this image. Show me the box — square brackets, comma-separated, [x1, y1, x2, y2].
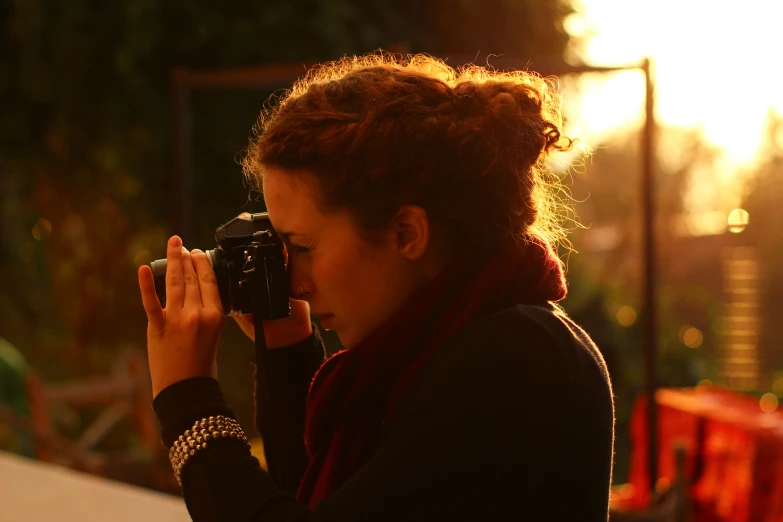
[192, 249, 203, 255]
[181, 246, 189, 254]
[170, 236, 182, 248]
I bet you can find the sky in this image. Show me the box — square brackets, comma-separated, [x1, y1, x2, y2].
[564, 0, 783, 166]
[555, 0, 783, 225]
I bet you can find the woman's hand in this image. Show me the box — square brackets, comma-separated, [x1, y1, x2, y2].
[231, 298, 312, 349]
[138, 235, 224, 399]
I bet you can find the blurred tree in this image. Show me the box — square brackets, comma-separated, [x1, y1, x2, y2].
[565, 113, 783, 479]
[564, 126, 728, 385]
[739, 113, 783, 386]
[560, 126, 730, 481]
[0, 0, 578, 463]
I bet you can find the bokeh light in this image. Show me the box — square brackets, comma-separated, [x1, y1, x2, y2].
[616, 305, 637, 327]
[679, 326, 704, 348]
[760, 393, 779, 414]
[31, 218, 52, 241]
[727, 208, 750, 233]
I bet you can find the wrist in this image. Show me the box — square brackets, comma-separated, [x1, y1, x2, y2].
[260, 298, 313, 349]
[153, 364, 218, 400]
[261, 317, 313, 349]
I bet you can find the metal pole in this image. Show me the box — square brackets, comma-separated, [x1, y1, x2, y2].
[641, 57, 658, 498]
[171, 67, 193, 245]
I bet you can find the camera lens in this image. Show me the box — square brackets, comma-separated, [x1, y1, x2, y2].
[149, 249, 231, 312]
[149, 259, 171, 308]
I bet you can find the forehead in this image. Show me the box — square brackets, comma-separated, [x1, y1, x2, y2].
[262, 168, 355, 239]
[262, 168, 393, 251]
[262, 169, 316, 228]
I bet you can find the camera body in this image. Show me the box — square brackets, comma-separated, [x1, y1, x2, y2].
[150, 213, 291, 319]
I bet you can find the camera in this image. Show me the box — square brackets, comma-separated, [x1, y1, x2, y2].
[149, 213, 291, 319]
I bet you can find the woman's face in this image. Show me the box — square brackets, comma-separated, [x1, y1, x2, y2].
[262, 168, 443, 349]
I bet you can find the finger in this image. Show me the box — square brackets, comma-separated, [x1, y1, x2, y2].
[181, 247, 202, 308]
[166, 235, 185, 309]
[192, 249, 222, 313]
[138, 265, 165, 332]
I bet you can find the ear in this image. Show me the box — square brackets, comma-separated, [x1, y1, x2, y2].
[390, 205, 430, 261]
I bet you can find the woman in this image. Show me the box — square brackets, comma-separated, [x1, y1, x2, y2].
[138, 53, 615, 521]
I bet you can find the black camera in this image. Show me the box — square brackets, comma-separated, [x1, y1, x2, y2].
[149, 213, 291, 319]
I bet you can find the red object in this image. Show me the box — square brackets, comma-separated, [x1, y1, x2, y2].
[297, 237, 567, 508]
[626, 387, 783, 522]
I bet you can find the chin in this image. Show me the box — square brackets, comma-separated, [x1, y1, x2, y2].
[336, 333, 353, 350]
[335, 329, 359, 350]
[338, 324, 377, 350]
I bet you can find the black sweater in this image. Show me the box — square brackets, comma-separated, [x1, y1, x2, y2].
[153, 303, 615, 522]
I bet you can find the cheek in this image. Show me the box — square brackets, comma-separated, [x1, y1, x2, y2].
[312, 248, 390, 311]
[313, 254, 371, 300]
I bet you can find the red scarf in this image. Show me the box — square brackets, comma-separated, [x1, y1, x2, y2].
[296, 236, 568, 508]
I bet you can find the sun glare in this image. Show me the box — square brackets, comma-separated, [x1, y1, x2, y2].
[564, 0, 783, 165]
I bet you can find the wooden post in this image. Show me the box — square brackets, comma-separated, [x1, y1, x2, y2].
[26, 371, 52, 462]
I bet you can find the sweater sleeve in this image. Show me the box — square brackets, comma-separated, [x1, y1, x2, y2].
[255, 325, 327, 494]
[152, 326, 327, 520]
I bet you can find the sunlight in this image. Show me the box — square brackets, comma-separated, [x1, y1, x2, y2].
[565, 0, 783, 165]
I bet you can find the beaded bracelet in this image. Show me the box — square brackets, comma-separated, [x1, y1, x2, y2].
[168, 415, 250, 486]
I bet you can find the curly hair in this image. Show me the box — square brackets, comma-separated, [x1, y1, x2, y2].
[243, 51, 573, 256]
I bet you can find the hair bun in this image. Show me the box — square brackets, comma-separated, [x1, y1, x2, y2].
[452, 81, 569, 164]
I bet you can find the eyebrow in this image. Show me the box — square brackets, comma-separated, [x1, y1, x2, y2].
[277, 231, 305, 241]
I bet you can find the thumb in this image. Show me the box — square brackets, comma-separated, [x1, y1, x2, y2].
[231, 313, 255, 341]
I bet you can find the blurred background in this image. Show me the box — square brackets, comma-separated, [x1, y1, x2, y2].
[1, 0, 782, 519]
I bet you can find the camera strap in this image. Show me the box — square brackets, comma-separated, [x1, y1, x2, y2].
[245, 256, 288, 454]
[246, 259, 269, 361]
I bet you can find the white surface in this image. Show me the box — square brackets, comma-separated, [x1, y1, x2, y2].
[0, 451, 190, 522]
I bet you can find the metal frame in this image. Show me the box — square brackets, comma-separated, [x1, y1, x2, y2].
[170, 57, 659, 495]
